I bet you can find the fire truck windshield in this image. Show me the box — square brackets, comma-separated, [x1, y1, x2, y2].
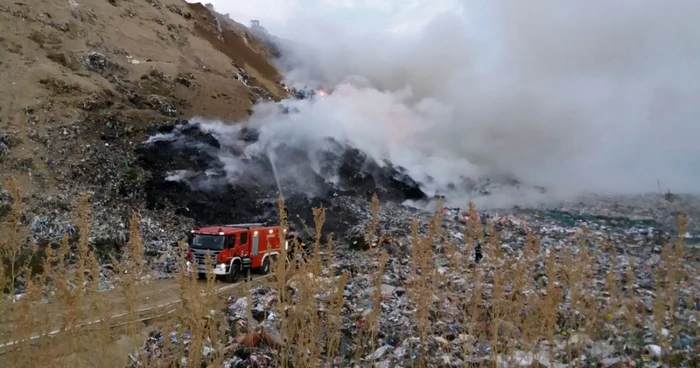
[190, 234, 225, 250]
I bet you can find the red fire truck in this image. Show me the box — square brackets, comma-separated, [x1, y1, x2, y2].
[186, 223, 288, 282]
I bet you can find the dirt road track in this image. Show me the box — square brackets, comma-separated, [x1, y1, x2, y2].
[0, 273, 274, 354]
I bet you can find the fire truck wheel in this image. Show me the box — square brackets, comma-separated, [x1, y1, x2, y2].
[261, 257, 270, 275]
[226, 263, 241, 283]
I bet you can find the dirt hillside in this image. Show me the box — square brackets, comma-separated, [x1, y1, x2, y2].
[0, 0, 286, 201]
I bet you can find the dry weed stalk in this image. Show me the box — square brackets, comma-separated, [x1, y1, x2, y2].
[76, 196, 111, 361]
[280, 206, 326, 365]
[489, 258, 506, 361]
[16, 261, 39, 364]
[367, 250, 389, 359]
[468, 202, 485, 244]
[325, 272, 348, 358]
[173, 237, 193, 364]
[309, 208, 328, 364]
[54, 233, 83, 339]
[275, 195, 291, 367]
[110, 215, 146, 346]
[409, 215, 438, 368]
[287, 255, 322, 367]
[184, 250, 213, 366]
[366, 194, 380, 248]
[75, 196, 90, 294]
[311, 206, 326, 276]
[0, 177, 25, 299]
[202, 255, 223, 367]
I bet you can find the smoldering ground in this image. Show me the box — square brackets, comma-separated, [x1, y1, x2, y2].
[136, 118, 428, 237]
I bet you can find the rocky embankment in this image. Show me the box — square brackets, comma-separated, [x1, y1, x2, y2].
[0, 0, 288, 273]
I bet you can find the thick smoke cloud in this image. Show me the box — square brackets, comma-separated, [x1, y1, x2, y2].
[193, 1, 700, 209]
[266, 1, 700, 199]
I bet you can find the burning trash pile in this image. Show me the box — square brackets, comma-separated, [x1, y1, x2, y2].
[280, 82, 327, 100]
[134, 119, 427, 243]
[130, 194, 700, 367]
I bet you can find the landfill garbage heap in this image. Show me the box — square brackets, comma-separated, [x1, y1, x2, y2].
[131, 195, 700, 367]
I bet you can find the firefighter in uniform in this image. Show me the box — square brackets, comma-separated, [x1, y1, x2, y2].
[475, 243, 483, 263]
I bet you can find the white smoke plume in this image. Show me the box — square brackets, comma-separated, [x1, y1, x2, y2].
[205, 1, 700, 207]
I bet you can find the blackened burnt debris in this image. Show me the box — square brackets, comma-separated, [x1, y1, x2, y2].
[135, 119, 428, 241]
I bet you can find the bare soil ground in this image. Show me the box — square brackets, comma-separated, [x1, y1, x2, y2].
[0, 0, 286, 200]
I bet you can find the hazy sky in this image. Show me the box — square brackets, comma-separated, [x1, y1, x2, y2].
[199, 0, 466, 36]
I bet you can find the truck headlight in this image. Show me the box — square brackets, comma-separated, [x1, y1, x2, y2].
[218, 263, 226, 271]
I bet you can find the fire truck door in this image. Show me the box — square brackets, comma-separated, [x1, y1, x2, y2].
[251, 234, 259, 256]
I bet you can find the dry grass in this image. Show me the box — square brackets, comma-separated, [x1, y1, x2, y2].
[0, 176, 698, 367]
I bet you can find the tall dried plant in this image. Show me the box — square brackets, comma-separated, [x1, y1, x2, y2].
[110, 215, 146, 351]
[367, 250, 389, 359]
[0, 177, 25, 299]
[366, 194, 380, 248]
[311, 206, 326, 276]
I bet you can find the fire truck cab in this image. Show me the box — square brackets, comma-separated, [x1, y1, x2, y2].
[186, 223, 287, 283]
